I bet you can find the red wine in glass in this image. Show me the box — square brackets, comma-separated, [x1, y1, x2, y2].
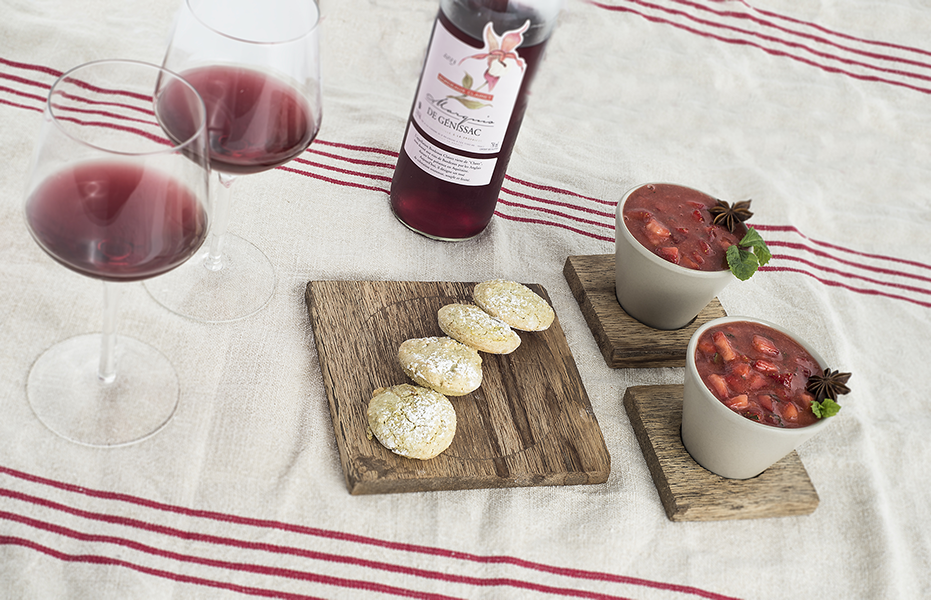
[158, 65, 317, 175]
[25, 161, 208, 282]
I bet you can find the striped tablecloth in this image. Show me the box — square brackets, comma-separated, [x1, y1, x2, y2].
[1, 0, 928, 598]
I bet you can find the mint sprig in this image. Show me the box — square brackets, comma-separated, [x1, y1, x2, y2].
[811, 397, 842, 419]
[726, 226, 772, 281]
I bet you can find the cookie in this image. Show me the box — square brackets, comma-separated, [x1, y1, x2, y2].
[438, 303, 521, 354]
[366, 384, 456, 460]
[472, 279, 555, 332]
[398, 336, 482, 396]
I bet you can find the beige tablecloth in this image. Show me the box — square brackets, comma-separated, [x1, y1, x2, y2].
[1, 0, 929, 598]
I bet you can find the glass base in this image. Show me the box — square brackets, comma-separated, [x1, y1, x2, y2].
[144, 233, 276, 323]
[27, 334, 179, 447]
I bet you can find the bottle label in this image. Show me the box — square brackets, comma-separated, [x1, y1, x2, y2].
[409, 17, 530, 182]
[404, 124, 498, 186]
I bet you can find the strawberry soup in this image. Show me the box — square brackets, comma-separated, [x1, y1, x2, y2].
[622, 183, 745, 271]
[694, 320, 821, 428]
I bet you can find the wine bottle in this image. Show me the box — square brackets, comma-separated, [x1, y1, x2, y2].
[389, 0, 563, 240]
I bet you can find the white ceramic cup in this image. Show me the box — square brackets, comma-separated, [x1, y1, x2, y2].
[681, 316, 832, 479]
[615, 183, 735, 330]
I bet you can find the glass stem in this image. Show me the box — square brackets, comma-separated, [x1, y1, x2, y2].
[98, 281, 120, 385]
[204, 171, 237, 272]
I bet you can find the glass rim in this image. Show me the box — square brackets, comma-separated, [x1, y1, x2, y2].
[185, 0, 321, 46]
[46, 58, 208, 158]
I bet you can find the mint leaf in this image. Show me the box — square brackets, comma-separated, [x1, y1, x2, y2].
[727, 245, 759, 281]
[727, 226, 772, 280]
[811, 397, 841, 419]
[740, 227, 772, 267]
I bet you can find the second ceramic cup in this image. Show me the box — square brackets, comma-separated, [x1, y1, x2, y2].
[615, 183, 735, 330]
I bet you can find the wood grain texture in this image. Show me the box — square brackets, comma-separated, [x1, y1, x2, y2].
[305, 280, 611, 495]
[624, 385, 819, 521]
[563, 254, 728, 369]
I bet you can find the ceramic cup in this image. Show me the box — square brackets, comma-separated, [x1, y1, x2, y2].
[615, 183, 735, 330]
[681, 316, 832, 479]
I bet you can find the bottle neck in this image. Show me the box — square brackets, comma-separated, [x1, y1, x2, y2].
[439, 0, 563, 46]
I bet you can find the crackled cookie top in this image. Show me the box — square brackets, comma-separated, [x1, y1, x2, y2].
[473, 279, 555, 332]
[366, 384, 456, 460]
[398, 336, 482, 396]
[438, 303, 521, 354]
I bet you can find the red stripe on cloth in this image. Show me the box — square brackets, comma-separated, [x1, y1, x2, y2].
[0, 98, 43, 113]
[0, 57, 64, 78]
[756, 224, 931, 273]
[292, 157, 393, 183]
[0, 487, 640, 600]
[770, 254, 931, 297]
[278, 165, 390, 194]
[0, 84, 47, 104]
[622, 0, 931, 83]
[500, 186, 616, 220]
[1, 511, 464, 600]
[0, 465, 740, 600]
[497, 198, 615, 231]
[768, 242, 931, 285]
[494, 211, 617, 243]
[306, 148, 396, 170]
[315, 139, 399, 158]
[0, 71, 54, 91]
[586, 1, 931, 95]
[719, 0, 931, 59]
[760, 265, 931, 308]
[0, 535, 331, 600]
[673, 0, 931, 73]
[505, 175, 618, 207]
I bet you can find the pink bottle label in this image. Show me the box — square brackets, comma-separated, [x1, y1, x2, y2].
[407, 18, 529, 185]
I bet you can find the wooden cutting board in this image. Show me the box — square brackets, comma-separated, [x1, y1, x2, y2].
[305, 280, 611, 495]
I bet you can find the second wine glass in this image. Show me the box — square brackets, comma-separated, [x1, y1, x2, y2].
[146, 0, 323, 322]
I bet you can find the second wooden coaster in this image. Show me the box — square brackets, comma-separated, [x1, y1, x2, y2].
[623, 384, 820, 522]
[563, 254, 727, 369]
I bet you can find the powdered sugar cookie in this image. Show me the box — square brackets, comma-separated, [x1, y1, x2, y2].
[472, 279, 555, 332]
[398, 336, 482, 396]
[438, 303, 521, 354]
[366, 384, 456, 460]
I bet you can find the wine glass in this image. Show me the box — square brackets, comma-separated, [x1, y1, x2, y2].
[23, 59, 210, 447]
[144, 0, 323, 323]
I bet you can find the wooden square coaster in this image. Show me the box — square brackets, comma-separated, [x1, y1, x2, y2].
[623, 385, 819, 522]
[563, 254, 727, 369]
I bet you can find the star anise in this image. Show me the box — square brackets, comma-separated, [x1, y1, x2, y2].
[708, 199, 753, 233]
[806, 368, 852, 402]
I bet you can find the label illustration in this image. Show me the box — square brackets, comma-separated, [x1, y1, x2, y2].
[412, 19, 530, 159]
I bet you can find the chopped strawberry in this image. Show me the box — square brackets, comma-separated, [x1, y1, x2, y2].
[686, 201, 705, 209]
[798, 392, 814, 412]
[769, 372, 794, 388]
[706, 373, 729, 399]
[747, 373, 769, 390]
[752, 359, 778, 375]
[656, 246, 680, 264]
[757, 394, 774, 412]
[689, 251, 706, 266]
[780, 402, 799, 423]
[697, 337, 716, 356]
[752, 335, 781, 357]
[725, 373, 748, 393]
[724, 394, 749, 410]
[691, 209, 705, 223]
[644, 217, 671, 245]
[699, 239, 711, 255]
[732, 362, 751, 377]
[712, 331, 738, 362]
